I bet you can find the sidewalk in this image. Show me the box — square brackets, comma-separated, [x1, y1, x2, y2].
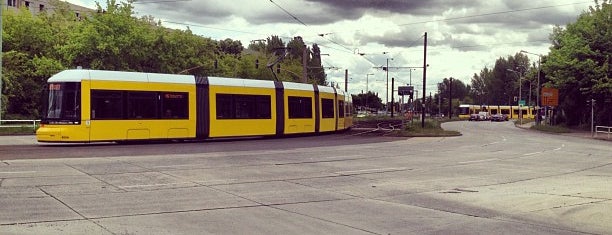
[517, 122, 611, 141]
[0, 135, 37, 145]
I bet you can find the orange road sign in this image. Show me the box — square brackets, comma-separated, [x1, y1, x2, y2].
[541, 87, 559, 106]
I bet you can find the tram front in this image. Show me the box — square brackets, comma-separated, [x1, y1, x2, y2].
[37, 78, 88, 142]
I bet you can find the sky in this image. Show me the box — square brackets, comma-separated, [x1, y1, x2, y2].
[65, 0, 591, 103]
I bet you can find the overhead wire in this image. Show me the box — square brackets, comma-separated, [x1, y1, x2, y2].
[397, 1, 591, 26]
[268, 0, 308, 26]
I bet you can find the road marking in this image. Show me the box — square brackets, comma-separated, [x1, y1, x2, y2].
[458, 158, 498, 164]
[0, 171, 37, 174]
[523, 151, 543, 156]
[335, 167, 408, 175]
[523, 144, 565, 156]
[554, 144, 565, 151]
[119, 182, 192, 188]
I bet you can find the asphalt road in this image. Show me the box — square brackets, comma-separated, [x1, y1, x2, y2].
[0, 121, 610, 234]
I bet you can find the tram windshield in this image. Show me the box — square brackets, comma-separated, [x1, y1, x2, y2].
[459, 106, 470, 115]
[42, 82, 81, 124]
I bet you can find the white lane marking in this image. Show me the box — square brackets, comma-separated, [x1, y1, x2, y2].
[335, 167, 408, 175]
[523, 144, 565, 156]
[554, 144, 565, 151]
[523, 151, 543, 156]
[458, 158, 499, 164]
[119, 182, 192, 188]
[0, 171, 37, 174]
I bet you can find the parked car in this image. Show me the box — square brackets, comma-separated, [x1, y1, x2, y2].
[490, 114, 508, 122]
[469, 114, 479, 121]
[478, 111, 490, 121]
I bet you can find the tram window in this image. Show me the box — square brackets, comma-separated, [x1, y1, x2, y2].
[288, 96, 312, 119]
[321, 98, 334, 118]
[128, 91, 158, 119]
[501, 109, 510, 115]
[339, 101, 345, 117]
[162, 92, 189, 119]
[216, 94, 271, 119]
[91, 90, 123, 120]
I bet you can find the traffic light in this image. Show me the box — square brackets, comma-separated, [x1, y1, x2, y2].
[276, 64, 281, 73]
[382, 66, 387, 71]
[255, 59, 259, 69]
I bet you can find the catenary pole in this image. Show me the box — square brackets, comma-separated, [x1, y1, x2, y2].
[421, 32, 427, 128]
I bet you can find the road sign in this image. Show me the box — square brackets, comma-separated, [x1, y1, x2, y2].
[398, 86, 413, 96]
[541, 87, 559, 106]
[518, 100, 526, 106]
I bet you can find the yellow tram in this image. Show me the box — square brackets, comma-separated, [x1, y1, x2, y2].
[458, 104, 536, 120]
[36, 69, 352, 143]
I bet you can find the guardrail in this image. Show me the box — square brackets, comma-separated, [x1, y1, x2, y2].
[595, 126, 611, 139]
[0, 120, 40, 131]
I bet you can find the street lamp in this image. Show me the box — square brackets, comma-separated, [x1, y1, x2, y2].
[409, 68, 416, 86]
[365, 73, 374, 94]
[507, 68, 525, 124]
[365, 73, 374, 112]
[383, 52, 393, 114]
[520, 50, 543, 124]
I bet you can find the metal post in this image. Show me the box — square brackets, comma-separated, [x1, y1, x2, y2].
[344, 69, 348, 92]
[0, 2, 3, 124]
[591, 99, 595, 137]
[302, 47, 308, 83]
[519, 75, 522, 125]
[537, 57, 541, 123]
[386, 58, 389, 114]
[391, 77, 394, 117]
[365, 74, 369, 111]
[409, 69, 412, 86]
[421, 32, 427, 128]
[448, 78, 452, 119]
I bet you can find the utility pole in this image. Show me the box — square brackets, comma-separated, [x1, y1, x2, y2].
[448, 77, 453, 119]
[391, 77, 394, 117]
[591, 99, 596, 137]
[302, 47, 308, 83]
[438, 92, 441, 117]
[421, 32, 427, 128]
[385, 58, 390, 114]
[520, 50, 542, 125]
[344, 69, 348, 92]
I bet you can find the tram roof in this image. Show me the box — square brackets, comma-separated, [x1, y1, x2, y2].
[48, 69, 347, 94]
[48, 69, 195, 84]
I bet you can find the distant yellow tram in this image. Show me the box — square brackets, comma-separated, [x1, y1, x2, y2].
[37, 69, 352, 143]
[458, 104, 536, 120]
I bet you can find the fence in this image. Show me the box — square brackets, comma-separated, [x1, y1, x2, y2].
[595, 126, 611, 139]
[0, 120, 41, 131]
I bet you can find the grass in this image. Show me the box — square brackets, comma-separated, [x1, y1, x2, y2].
[0, 126, 38, 135]
[530, 124, 571, 133]
[398, 119, 462, 137]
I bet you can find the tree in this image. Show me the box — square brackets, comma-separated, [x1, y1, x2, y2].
[308, 44, 327, 85]
[469, 54, 533, 106]
[2, 7, 66, 118]
[352, 92, 382, 111]
[218, 38, 243, 56]
[543, 0, 611, 126]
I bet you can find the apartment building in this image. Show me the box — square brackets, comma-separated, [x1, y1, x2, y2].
[4, 0, 92, 18]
